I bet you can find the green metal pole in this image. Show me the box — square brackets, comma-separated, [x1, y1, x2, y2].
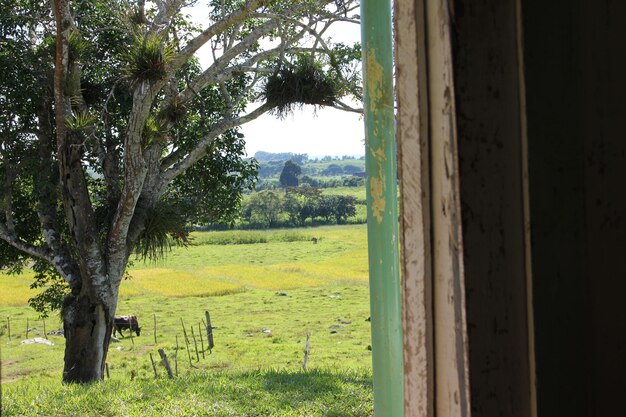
[361, 0, 404, 416]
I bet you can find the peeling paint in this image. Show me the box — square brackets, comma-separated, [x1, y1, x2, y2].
[370, 176, 385, 223]
[367, 48, 385, 110]
[372, 146, 386, 161]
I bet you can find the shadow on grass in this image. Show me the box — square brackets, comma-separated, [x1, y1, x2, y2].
[254, 368, 373, 416]
[4, 368, 373, 417]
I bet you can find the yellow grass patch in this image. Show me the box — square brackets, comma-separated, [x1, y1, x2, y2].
[275, 258, 368, 282]
[0, 272, 37, 306]
[203, 265, 327, 290]
[118, 280, 145, 298]
[127, 268, 244, 297]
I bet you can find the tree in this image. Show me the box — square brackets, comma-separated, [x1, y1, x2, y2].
[244, 190, 283, 227]
[279, 159, 301, 187]
[330, 195, 357, 224]
[0, 0, 361, 383]
[322, 163, 344, 176]
[342, 164, 362, 174]
[315, 195, 357, 224]
[282, 186, 322, 225]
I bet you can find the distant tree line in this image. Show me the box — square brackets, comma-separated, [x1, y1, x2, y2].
[252, 152, 365, 182]
[241, 188, 361, 229]
[256, 175, 364, 191]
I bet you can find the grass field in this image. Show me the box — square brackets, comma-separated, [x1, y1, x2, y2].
[3, 369, 373, 416]
[0, 225, 373, 416]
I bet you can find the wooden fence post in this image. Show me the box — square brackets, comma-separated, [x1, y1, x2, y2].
[158, 348, 174, 378]
[180, 318, 190, 345]
[149, 353, 158, 378]
[175, 334, 179, 376]
[198, 323, 205, 359]
[42, 318, 47, 339]
[180, 320, 193, 367]
[303, 330, 311, 371]
[205, 311, 214, 350]
[190, 325, 199, 362]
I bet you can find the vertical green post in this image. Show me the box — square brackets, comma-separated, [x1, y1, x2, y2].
[361, 0, 404, 416]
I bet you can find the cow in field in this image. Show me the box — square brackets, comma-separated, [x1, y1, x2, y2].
[112, 315, 141, 337]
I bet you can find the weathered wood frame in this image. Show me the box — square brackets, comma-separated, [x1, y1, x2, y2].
[395, 1, 536, 416]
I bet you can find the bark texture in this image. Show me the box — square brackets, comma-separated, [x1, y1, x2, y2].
[62, 295, 113, 382]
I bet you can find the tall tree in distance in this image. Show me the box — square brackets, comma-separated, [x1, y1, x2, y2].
[0, 0, 361, 383]
[279, 159, 301, 187]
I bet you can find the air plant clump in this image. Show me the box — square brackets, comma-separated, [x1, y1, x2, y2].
[142, 115, 171, 148]
[135, 200, 190, 262]
[262, 55, 340, 118]
[65, 111, 96, 132]
[67, 30, 89, 63]
[159, 95, 187, 124]
[124, 34, 175, 84]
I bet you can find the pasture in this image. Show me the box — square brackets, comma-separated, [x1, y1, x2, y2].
[0, 225, 373, 416]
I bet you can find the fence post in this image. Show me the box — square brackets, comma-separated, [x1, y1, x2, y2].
[180, 320, 193, 367]
[180, 318, 190, 345]
[149, 353, 158, 378]
[303, 330, 311, 371]
[158, 348, 174, 378]
[190, 325, 199, 362]
[198, 323, 205, 359]
[43, 318, 47, 339]
[205, 311, 214, 350]
[175, 335, 179, 376]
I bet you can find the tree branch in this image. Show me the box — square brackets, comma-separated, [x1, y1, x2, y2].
[170, 0, 270, 73]
[0, 224, 79, 286]
[54, 0, 105, 288]
[177, 16, 282, 104]
[160, 102, 273, 182]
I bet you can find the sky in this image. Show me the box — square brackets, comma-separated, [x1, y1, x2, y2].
[188, 3, 365, 159]
[241, 106, 365, 159]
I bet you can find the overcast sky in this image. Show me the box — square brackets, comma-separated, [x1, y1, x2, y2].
[188, 3, 365, 159]
[241, 106, 365, 158]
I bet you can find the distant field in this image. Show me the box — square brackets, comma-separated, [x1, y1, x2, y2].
[302, 159, 365, 176]
[321, 186, 366, 200]
[0, 225, 372, 392]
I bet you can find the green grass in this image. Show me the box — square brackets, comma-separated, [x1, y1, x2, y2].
[3, 369, 373, 416]
[190, 229, 317, 245]
[0, 225, 373, 415]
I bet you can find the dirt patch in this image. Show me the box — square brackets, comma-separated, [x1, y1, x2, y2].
[0, 363, 32, 383]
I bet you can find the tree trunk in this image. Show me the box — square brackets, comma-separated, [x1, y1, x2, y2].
[62, 293, 114, 383]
